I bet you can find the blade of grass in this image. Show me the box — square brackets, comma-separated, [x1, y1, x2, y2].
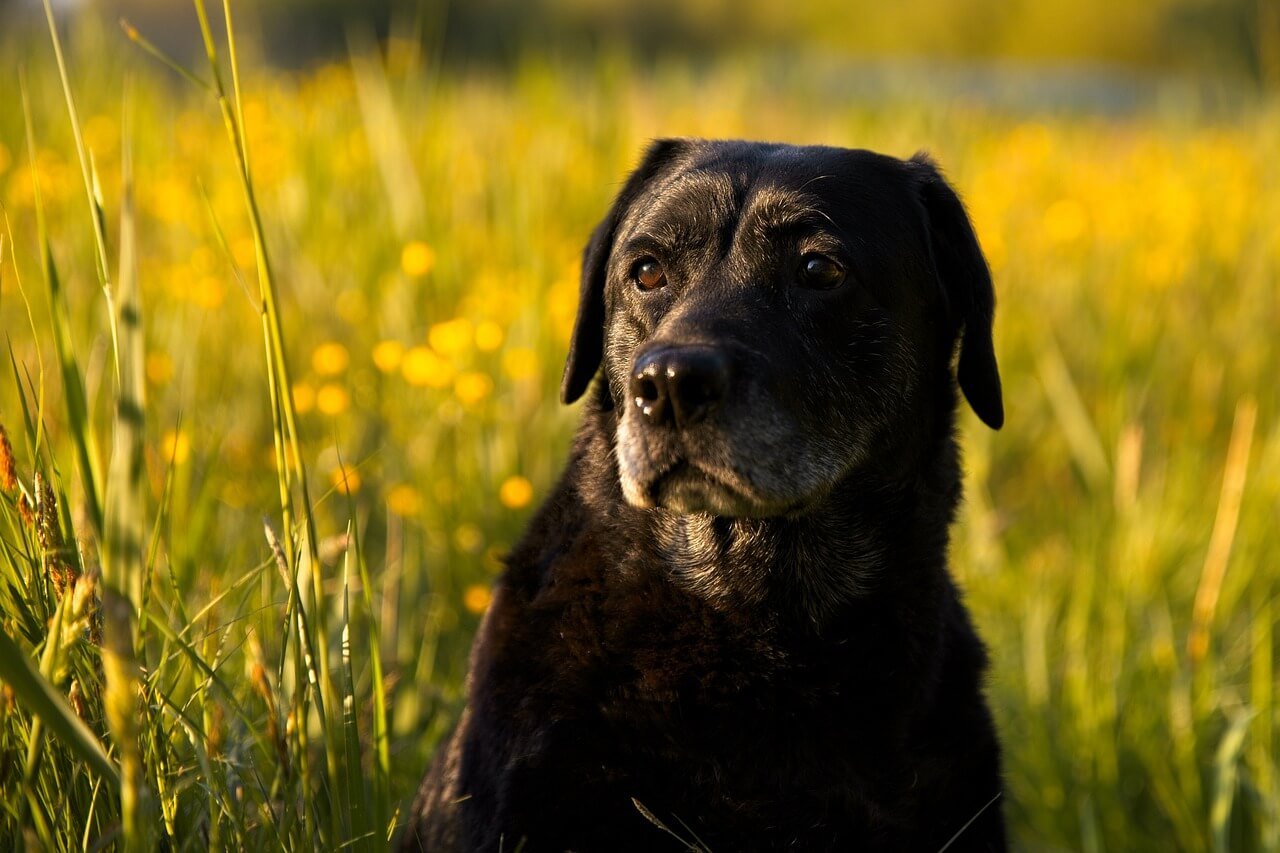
[1210, 711, 1255, 852]
[40, 0, 120, 368]
[100, 84, 154, 852]
[20, 71, 105, 539]
[350, 509, 391, 837]
[0, 624, 119, 785]
[339, 524, 369, 850]
[1188, 397, 1257, 665]
[188, 1, 342, 840]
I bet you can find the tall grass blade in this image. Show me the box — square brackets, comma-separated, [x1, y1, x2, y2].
[40, 0, 120, 363]
[1210, 711, 1254, 852]
[1188, 397, 1257, 664]
[351, 510, 392, 837]
[0, 626, 119, 785]
[101, 86, 154, 852]
[20, 73, 105, 538]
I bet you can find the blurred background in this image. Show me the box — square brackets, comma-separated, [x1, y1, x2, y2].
[0, 0, 1277, 850]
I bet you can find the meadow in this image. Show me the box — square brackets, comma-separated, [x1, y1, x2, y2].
[0, 5, 1278, 850]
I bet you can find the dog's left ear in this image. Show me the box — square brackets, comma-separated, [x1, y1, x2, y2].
[909, 153, 1004, 430]
[561, 138, 690, 404]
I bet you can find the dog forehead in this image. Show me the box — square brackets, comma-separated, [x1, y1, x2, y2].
[621, 142, 907, 241]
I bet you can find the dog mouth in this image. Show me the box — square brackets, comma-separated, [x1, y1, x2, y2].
[638, 458, 791, 517]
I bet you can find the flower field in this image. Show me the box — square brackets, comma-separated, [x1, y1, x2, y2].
[0, 7, 1278, 850]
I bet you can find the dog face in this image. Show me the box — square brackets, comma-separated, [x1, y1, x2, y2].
[562, 140, 1002, 518]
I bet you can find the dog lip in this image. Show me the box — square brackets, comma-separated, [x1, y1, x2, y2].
[647, 458, 749, 511]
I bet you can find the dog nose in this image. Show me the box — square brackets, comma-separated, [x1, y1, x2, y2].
[630, 346, 729, 429]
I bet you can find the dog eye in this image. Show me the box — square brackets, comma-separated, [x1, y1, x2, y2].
[798, 254, 845, 290]
[632, 258, 668, 291]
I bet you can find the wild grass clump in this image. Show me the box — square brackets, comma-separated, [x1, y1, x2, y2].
[0, 2, 1277, 851]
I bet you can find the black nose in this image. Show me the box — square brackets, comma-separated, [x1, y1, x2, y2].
[629, 345, 730, 429]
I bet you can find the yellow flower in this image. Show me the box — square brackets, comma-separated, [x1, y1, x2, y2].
[0, 141, 11, 176]
[316, 383, 350, 415]
[475, 321, 504, 352]
[401, 240, 436, 277]
[372, 340, 404, 373]
[330, 464, 361, 495]
[501, 347, 539, 380]
[292, 382, 316, 414]
[454, 523, 483, 553]
[463, 583, 492, 615]
[386, 484, 423, 516]
[311, 342, 350, 376]
[162, 429, 191, 465]
[402, 346, 454, 388]
[498, 475, 533, 509]
[454, 371, 493, 406]
[429, 318, 473, 357]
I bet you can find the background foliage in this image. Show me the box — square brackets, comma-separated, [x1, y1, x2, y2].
[0, 1, 1277, 850]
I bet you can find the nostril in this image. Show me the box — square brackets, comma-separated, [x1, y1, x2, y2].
[635, 376, 661, 404]
[667, 349, 729, 427]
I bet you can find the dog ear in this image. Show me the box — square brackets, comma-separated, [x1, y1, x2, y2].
[909, 153, 1004, 430]
[561, 138, 689, 404]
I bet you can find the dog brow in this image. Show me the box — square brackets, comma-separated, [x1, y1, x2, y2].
[624, 169, 737, 250]
[741, 187, 844, 244]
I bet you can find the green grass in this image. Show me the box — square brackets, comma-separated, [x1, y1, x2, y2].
[0, 4, 1278, 851]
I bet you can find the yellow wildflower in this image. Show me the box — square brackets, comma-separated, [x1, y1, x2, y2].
[386, 484, 423, 516]
[292, 382, 316, 414]
[429, 318, 473, 357]
[401, 240, 436, 277]
[402, 346, 454, 388]
[316, 383, 350, 415]
[463, 583, 492, 615]
[373, 340, 405, 373]
[162, 429, 191, 465]
[475, 321, 504, 352]
[312, 342, 350, 376]
[498, 475, 533, 509]
[454, 371, 493, 406]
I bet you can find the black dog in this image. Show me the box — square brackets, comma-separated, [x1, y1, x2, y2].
[404, 139, 1007, 851]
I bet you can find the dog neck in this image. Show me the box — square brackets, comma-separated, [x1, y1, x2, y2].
[574, 383, 962, 629]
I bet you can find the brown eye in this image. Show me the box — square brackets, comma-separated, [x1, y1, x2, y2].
[633, 258, 667, 291]
[799, 254, 845, 290]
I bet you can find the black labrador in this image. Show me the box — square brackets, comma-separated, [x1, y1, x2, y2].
[404, 139, 1007, 851]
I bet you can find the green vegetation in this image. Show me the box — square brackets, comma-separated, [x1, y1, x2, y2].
[0, 3, 1277, 850]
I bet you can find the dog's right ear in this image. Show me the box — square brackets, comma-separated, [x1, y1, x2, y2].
[561, 138, 689, 404]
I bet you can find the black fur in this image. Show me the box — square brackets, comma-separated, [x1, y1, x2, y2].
[404, 140, 1007, 851]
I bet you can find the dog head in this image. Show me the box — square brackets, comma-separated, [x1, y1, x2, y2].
[562, 139, 1001, 518]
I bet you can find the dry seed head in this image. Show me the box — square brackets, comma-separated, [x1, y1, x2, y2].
[34, 473, 63, 551]
[0, 424, 16, 494]
[71, 571, 98, 621]
[250, 662, 273, 703]
[35, 473, 79, 596]
[18, 493, 34, 528]
[69, 679, 87, 721]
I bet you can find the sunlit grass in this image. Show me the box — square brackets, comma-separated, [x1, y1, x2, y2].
[0, 7, 1278, 851]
